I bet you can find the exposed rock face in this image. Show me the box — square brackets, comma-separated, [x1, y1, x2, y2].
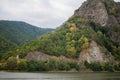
[25, 51, 51, 61]
[74, 0, 108, 26]
[110, 31, 120, 44]
[78, 41, 114, 63]
[74, 0, 120, 26]
[107, 15, 119, 26]
[116, 2, 120, 24]
[25, 51, 76, 62]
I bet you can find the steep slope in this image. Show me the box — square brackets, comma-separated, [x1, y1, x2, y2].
[74, 0, 120, 44]
[23, 16, 115, 60]
[74, 0, 120, 60]
[74, 0, 120, 26]
[0, 20, 53, 46]
[74, 0, 108, 26]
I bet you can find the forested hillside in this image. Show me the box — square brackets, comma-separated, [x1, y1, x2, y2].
[0, 20, 53, 60]
[0, 35, 17, 58]
[20, 16, 120, 60]
[2, 15, 119, 72]
[0, 21, 53, 46]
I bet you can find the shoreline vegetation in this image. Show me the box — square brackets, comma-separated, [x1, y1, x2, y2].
[0, 53, 120, 72]
[0, 70, 120, 73]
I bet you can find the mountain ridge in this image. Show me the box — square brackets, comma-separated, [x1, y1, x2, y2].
[0, 20, 53, 46]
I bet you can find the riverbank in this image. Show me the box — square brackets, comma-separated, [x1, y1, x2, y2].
[1, 69, 120, 73]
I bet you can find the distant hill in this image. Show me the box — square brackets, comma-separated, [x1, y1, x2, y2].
[0, 20, 53, 46]
[0, 35, 17, 58]
[0, 20, 53, 59]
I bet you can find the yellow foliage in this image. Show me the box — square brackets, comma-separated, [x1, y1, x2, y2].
[51, 56, 58, 61]
[41, 34, 49, 40]
[79, 35, 88, 42]
[25, 46, 29, 49]
[70, 24, 76, 33]
[79, 35, 89, 49]
[109, 7, 116, 15]
[78, 18, 89, 23]
[81, 42, 89, 49]
[66, 45, 76, 57]
[16, 49, 19, 52]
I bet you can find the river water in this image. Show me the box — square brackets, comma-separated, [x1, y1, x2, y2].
[0, 72, 120, 80]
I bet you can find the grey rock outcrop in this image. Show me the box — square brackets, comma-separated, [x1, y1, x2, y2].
[78, 41, 114, 63]
[25, 51, 51, 61]
[74, 0, 120, 26]
[25, 51, 76, 62]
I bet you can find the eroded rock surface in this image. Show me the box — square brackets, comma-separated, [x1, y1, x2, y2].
[25, 51, 76, 62]
[78, 41, 114, 63]
[74, 0, 120, 26]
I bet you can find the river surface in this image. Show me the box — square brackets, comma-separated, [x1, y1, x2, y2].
[0, 72, 120, 80]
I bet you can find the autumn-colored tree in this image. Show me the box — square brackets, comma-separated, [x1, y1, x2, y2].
[79, 35, 89, 49]
[66, 45, 76, 57]
[70, 24, 76, 33]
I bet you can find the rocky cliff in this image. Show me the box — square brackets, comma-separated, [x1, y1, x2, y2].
[78, 41, 114, 63]
[74, 0, 120, 26]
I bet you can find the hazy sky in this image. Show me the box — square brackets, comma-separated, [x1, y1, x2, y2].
[0, 0, 120, 28]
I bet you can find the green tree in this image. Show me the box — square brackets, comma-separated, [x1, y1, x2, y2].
[103, 62, 114, 72]
[57, 60, 70, 70]
[17, 59, 27, 71]
[6, 56, 17, 70]
[114, 63, 120, 71]
[48, 57, 58, 70]
[84, 61, 102, 71]
[27, 60, 46, 71]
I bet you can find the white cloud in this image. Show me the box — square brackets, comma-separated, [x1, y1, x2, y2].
[0, 0, 86, 28]
[115, 0, 120, 2]
[0, 0, 119, 28]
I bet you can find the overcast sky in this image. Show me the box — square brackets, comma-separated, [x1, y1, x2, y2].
[0, 0, 120, 28]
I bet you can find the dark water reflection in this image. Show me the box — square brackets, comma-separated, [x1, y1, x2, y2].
[0, 72, 120, 80]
